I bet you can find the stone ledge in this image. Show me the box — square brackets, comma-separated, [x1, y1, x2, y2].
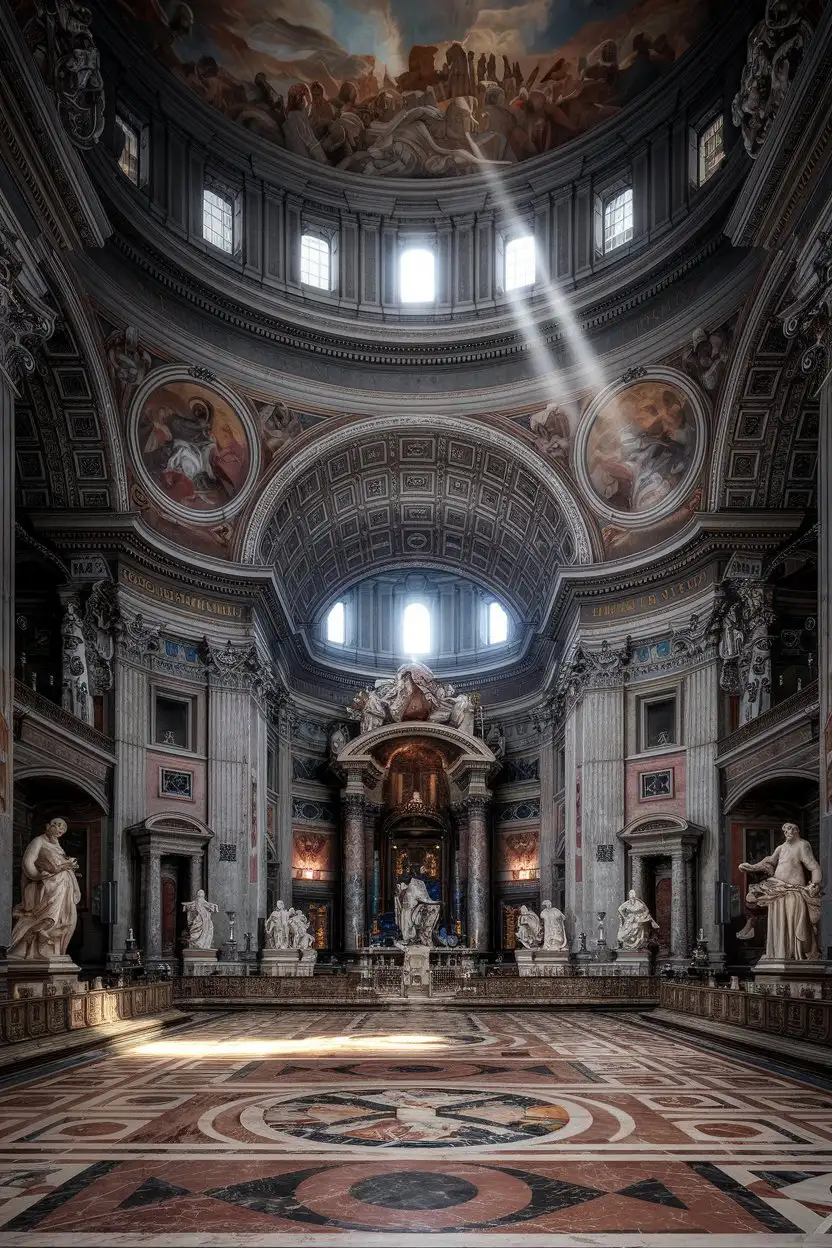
[643, 1008, 832, 1073]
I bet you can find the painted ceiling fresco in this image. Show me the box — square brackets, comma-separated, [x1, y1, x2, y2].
[115, 0, 718, 178]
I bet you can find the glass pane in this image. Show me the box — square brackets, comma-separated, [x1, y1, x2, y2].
[403, 601, 431, 653]
[505, 236, 535, 291]
[326, 601, 345, 644]
[644, 698, 676, 749]
[488, 601, 508, 644]
[301, 234, 331, 289]
[698, 115, 724, 184]
[400, 248, 435, 303]
[155, 696, 189, 748]
[116, 115, 139, 184]
[203, 188, 234, 253]
[603, 188, 633, 253]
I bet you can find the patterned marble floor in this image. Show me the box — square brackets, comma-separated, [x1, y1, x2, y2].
[0, 1007, 830, 1246]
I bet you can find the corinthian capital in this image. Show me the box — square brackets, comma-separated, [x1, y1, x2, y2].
[0, 229, 54, 387]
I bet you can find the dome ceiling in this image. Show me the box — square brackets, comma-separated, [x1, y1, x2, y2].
[247, 418, 593, 629]
[115, 0, 717, 178]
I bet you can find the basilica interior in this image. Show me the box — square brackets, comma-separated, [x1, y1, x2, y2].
[0, 0, 831, 1243]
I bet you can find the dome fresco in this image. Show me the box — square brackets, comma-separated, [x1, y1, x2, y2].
[114, 0, 718, 178]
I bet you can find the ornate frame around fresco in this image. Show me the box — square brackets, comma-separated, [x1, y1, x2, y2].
[572, 366, 708, 529]
[127, 365, 262, 525]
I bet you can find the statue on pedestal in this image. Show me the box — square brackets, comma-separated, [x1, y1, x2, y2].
[9, 818, 80, 960]
[288, 908, 315, 950]
[515, 905, 542, 949]
[395, 876, 441, 946]
[181, 890, 218, 950]
[264, 901, 291, 949]
[738, 822, 821, 961]
[349, 663, 478, 738]
[616, 890, 659, 951]
[540, 900, 569, 951]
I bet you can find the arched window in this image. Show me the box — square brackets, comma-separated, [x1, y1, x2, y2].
[403, 601, 431, 654]
[400, 247, 435, 303]
[488, 601, 509, 645]
[326, 601, 345, 645]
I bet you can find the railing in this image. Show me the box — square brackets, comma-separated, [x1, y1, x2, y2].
[658, 981, 832, 1047]
[174, 974, 365, 1002]
[0, 981, 172, 1046]
[717, 681, 818, 757]
[13, 679, 115, 754]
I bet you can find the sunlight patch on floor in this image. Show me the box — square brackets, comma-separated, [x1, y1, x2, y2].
[131, 1032, 447, 1057]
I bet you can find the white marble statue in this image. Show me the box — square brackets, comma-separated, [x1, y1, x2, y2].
[264, 901, 291, 950]
[540, 900, 569, 951]
[395, 876, 441, 946]
[288, 908, 315, 950]
[349, 663, 477, 738]
[515, 904, 542, 949]
[181, 889, 219, 950]
[616, 890, 660, 951]
[9, 818, 80, 959]
[738, 822, 822, 961]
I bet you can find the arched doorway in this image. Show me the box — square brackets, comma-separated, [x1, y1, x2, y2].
[12, 775, 108, 969]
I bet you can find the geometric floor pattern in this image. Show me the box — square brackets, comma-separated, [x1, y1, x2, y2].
[0, 1007, 830, 1245]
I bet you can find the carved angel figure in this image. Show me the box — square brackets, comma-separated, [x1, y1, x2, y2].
[529, 403, 571, 460]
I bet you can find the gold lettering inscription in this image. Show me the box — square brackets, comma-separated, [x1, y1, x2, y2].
[121, 567, 246, 619]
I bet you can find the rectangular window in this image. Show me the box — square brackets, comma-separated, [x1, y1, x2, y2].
[639, 694, 677, 752]
[154, 693, 193, 750]
[603, 188, 633, 254]
[505, 235, 535, 291]
[203, 187, 234, 253]
[115, 114, 140, 184]
[698, 114, 725, 185]
[400, 247, 435, 304]
[301, 234, 331, 290]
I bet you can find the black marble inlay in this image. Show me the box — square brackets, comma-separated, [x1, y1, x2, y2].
[618, 1178, 687, 1209]
[4, 1162, 118, 1231]
[119, 1177, 191, 1210]
[569, 1062, 606, 1083]
[350, 1171, 478, 1210]
[751, 1170, 819, 1190]
[690, 1162, 803, 1233]
[207, 1168, 332, 1223]
[229, 1060, 264, 1080]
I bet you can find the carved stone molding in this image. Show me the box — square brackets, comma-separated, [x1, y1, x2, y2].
[23, 1, 105, 150]
[0, 228, 54, 387]
[779, 231, 832, 374]
[732, 0, 814, 159]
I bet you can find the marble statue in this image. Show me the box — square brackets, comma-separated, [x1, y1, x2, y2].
[732, 0, 813, 159]
[9, 818, 81, 959]
[60, 599, 92, 725]
[349, 663, 477, 738]
[288, 908, 315, 950]
[181, 889, 219, 950]
[515, 904, 542, 949]
[395, 876, 441, 946]
[738, 822, 822, 960]
[540, 900, 569, 951]
[616, 890, 660, 951]
[264, 901, 291, 949]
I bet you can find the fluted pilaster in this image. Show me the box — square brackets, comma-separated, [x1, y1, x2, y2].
[0, 378, 13, 943]
[579, 688, 625, 937]
[685, 661, 721, 956]
[820, 366, 832, 956]
[112, 659, 150, 953]
[538, 720, 556, 904]
[207, 684, 250, 930]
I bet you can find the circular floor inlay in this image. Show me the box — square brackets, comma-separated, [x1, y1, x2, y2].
[350, 1171, 478, 1210]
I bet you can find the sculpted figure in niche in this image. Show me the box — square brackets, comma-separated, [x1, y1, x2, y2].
[515, 904, 542, 948]
[181, 889, 218, 950]
[540, 900, 569, 951]
[738, 822, 821, 960]
[395, 876, 441, 946]
[264, 900, 291, 950]
[616, 890, 660, 951]
[9, 818, 80, 960]
[288, 908, 315, 950]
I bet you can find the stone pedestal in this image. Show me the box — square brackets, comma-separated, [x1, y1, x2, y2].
[614, 949, 652, 977]
[6, 955, 81, 997]
[403, 944, 431, 989]
[753, 958, 832, 999]
[260, 949, 302, 976]
[298, 950, 317, 978]
[515, 949, 571, 977]
[182, 948, 218, 977]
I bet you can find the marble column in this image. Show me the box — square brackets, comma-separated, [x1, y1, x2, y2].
[579, 688, 625, 938]
[112, 654, 151, 956]
[670, 850, 689, 961]
[189, 852, 203, 898]
[0, 231, 53, 945]
[538, 718, 556, 904]
[146, 851, 162, 960]
[343, 792, 365, 951]
[563, 703, 580, 941]
[466, 796, 490, 950]
[685, 660, 722, 959]
[630, 853, 647, 901]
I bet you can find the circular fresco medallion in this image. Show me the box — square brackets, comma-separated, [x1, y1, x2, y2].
[574, 368, 706, 527]
[236, 1087, 585, 1149]
[128, 367, 261, 523]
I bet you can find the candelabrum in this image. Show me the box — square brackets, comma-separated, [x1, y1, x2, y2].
[596, 911, 607, 950]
